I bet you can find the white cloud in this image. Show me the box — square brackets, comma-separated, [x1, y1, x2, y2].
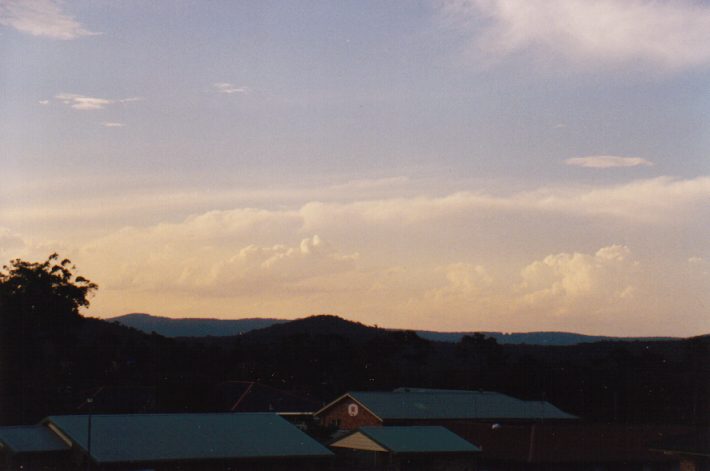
[565, 155, 654, 169]
[440, 0, 710, 71]
[3, 176, 708, 235]
[38, 99, 49, 105]
[523, 176, 710, 222]
[212, 82, 251, 95]
[415, 245, 636, 315]
[56, 93, 112, 110]
[3, 179, 707, 334]
[687, 256, 708, 276]
[79, 225, 358, 298]
[0, 0, 99, 40]
[518, 245, 636, 314]
[328, 176, 410, 191]
[2, 173, 707, 334]
[395, 243, 709, 334]
[0, 227, 25, 256]
[426, 263, 493, 301]
[0, 227, 72, 269]
[298, 176, 710, 227]
[54, 93, 142, 111]
[183, 236, 358, 294]
[102, 122, 125, 128]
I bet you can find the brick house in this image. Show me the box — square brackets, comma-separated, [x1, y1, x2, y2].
[314, 388, 576, 430]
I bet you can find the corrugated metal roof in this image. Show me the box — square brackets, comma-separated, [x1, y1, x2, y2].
[350, 426, 480, 454]
[46, 413, 332, 464]
[0, 425, 69, 454]
[348, 390, 576, 420]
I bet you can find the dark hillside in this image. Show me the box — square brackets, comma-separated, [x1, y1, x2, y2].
[109, 313, 287, 337]
[179, 316, 709, 425]
[108, 313, 677, 345]
[240, 314, 383, 342]
[2, 310, 707, 426]
[417, 330, 676, 345]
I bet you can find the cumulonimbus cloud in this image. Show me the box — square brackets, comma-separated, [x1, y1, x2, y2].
[440, 0, 710, 71]
[3, 174, 708, 334]
[0, 0, 99, 40]
[418, 245, 640, 328]
[519, 245, 635, 303]
[565, 155, 654, 169]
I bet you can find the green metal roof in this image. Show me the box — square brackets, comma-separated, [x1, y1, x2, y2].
[46, 413, 332, 464]
[357, 426, 481, 454]
[0, 426, 69, 454]
[349, 389, 576, 421]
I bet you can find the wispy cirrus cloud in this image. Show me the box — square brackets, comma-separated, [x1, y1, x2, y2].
[439, 0, 710, 71]
[212, 82, 251, 95]
[565, 155, 654, 169]
[55, 93, 142, 111]
[0, 0, 99, 40]
[102, 122, 125, 128]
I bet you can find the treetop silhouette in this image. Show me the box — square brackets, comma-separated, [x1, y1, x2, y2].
[0, 253, 97, 322]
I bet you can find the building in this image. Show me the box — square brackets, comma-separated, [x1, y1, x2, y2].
[0, 425, 70, 470]
[330, 425, 480, 470]
[315, 388, 576, 430]
[1, 413, 333, 471]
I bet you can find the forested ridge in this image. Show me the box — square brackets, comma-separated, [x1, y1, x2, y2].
[1, 255, 707, 426]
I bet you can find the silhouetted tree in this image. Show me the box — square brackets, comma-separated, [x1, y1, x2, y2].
[0, 253, 97, 323]
[0, 254, 97, 423]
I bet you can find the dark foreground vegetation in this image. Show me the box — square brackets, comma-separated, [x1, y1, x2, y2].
[1, 255, 708, 426]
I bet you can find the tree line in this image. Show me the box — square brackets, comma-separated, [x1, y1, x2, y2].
[1, 255, 707, 425]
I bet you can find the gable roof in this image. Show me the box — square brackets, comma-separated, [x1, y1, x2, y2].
[331, 426, 481, 454]
[317, 389, 576, 421]
[45, 413, 332, 464]
[0, 425, 69, 454]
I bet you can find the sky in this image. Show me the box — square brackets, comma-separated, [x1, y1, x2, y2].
[1, 0, 709, 336]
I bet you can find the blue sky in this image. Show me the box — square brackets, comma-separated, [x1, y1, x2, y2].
[1, 0, 709, 335]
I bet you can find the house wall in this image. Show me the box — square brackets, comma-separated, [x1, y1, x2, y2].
[332, 432, 388, 452]
[318, 398, 381, 430]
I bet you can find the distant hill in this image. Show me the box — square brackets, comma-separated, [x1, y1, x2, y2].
[108, 313, 676, 345]
[240, 314, 383, 342]
[416, 331, 677, 345]
[108, 313, 288, 337]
